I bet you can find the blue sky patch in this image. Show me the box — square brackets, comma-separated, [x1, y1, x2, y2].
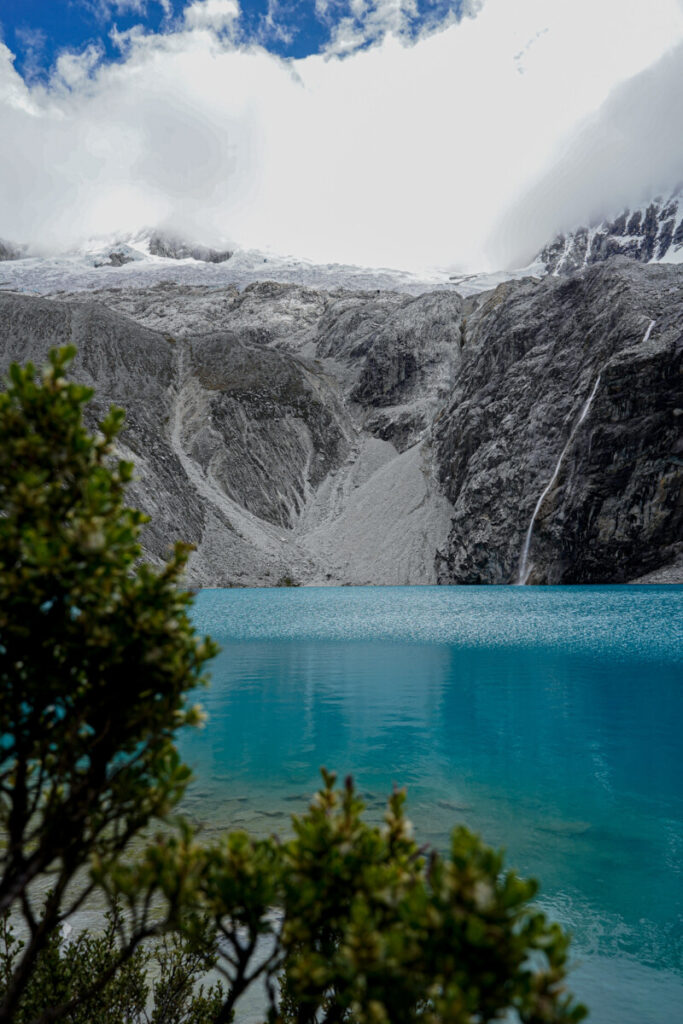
[1, 0, 471, 81]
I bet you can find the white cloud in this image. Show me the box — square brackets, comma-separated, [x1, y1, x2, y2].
[55, 44, 104, 88]
[1, 0, 682, 270]
[12, 27, 47, 83]
[252, 1, 296, 48]
[319, 0, 481, 56]
[110, 1, 147, 12]
[87, 1, 173, 17]
[489, 41, 683, 267]
[0, 43, 39, 115]
[183, 0, 240, 32]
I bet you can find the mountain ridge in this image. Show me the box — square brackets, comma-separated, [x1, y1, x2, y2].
[0, 256, 680, 585]
[538, 189, 683, 275]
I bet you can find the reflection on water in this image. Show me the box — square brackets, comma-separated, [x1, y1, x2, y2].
[179, 586, 683, 1024]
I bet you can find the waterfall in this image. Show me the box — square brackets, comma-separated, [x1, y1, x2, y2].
[517, 374, 602, 585]
[642, 319, 656, 345]
[516, 319, 656, 585]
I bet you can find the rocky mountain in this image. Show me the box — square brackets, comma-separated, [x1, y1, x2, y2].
[0, 239, 25, 261]
[0, 283, 458, 587]
[148, 232, 233, 264]
[0, 239, 455, 297]
[0, 257, 680, 586]
[540, 190, 683, 275]
[433, 259, 682, 584]
[0, 231, 233, 266]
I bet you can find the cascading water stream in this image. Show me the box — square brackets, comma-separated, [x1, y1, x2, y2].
[641, 319, 656, 345]
[516, 319, 656, 585]
[516, 375, 602, 585]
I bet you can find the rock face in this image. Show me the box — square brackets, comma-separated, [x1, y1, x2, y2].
[148, 232, 233, 264]
[540, 191, 683, 274]
[433, 260, 682, 583]
[94, 251, 134, 268]
[0, 239, 25, 261]
[0, 284, 456, 586]
[0, 257, 680, 586]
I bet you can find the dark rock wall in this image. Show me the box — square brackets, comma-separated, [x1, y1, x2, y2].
[433, 261, 682, 583]
[186, 331, 351, 527]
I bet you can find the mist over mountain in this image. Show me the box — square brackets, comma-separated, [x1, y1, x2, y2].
[1, 222, 680, 585]
[0, 1, 681, 585]
[539, 190, 683, 276]
[490, 39, 683, 269]
[1, 0, 683, 271]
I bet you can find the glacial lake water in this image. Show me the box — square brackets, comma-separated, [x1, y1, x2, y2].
[179, 585, 683, 1024]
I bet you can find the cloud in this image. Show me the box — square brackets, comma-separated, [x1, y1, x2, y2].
[12, 27, 48, 82]
[1, 0, 682, 270]
[317, 0, 482, 56]
[251, 1, 297, 48]
[0, 43, 39, 115]
[81, 0, 173, 18]
[489, 40, 683, 268]
[55, 44, 105, 88]
[183, 1, 240, 32]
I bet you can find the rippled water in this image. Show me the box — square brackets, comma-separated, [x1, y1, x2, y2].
[179, 586, 683, 1024]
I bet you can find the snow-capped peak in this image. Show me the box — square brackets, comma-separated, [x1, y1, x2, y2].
[539, 189, 683, 275]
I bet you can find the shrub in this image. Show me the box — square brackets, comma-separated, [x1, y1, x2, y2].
[0, 910, 225, 1024]
[0, 347, 217, 1020]
[0, 349, 586, 1023]
[129, 771, 586, 1024]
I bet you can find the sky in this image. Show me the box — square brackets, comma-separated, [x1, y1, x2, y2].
[1, 0, 682, 271]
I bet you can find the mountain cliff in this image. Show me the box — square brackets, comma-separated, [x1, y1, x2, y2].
[0, 239, 25, 261]
[147, 233, 233, 263]
[0, 257, 680, 585]
[539, 190, 683, 275]
[0, 284, 457, 586]
[433, 259, 682, 583]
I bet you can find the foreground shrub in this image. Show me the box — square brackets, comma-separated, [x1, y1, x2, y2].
[120, 771, 585, 1024]
[0, 911, 225, 1024]
[0, 347, 217, 1020]
[0, 349, 586, 1023]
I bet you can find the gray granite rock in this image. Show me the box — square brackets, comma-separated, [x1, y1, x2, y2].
[94, 251, 134, 268]
[1, 257, 680, 586]
[433, 260, 682, 583]
[149, 232, 232, 263]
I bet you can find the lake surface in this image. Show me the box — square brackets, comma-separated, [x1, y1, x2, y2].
[180, 586, 683, 1024]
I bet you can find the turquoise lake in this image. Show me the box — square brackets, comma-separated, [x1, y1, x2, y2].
[180, 585, 683, 1024]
